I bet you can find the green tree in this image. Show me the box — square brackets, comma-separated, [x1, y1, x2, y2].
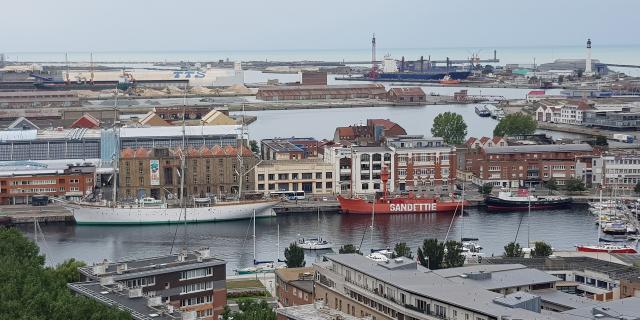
[53, 258, 87, 283]
[416, 239, 445, 270]
[284, 242, 305, 268]
[564, 178, 586, 192]
[249, 140, 259, 154]
[392, 242, 413, 259]
[223, 299, 276, 320]
[0, 228, 131, 320]
[493, 112, 537, 137]
[479, 183, 493, 195]
[635, 181, 640, 195]
[431, 112, 468, 145]
[594, 135, 609, 146]
[338, 244, 359, 254]
[544, 178, 558, 194]
[503, 242, 524, 258]
[443, 241, 465, 268]
[531, 241, 553, 257]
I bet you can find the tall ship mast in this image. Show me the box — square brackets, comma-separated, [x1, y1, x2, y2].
[65, 89, 277, 225]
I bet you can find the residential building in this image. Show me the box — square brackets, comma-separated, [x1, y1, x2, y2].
[334, 119, 407, 146]
[536, 101, 593, 125]
[69, 248, 226, 320]
[314, 254, 559, 320]
[583, 107, 640, 130]
[276, 302, 367, 320]
[350, 146, 394, 195]
[301, 71, 328, 86]
[387, 135, 456, 193]
[0, 162, 96, 205]
[526, 90, 546, 102]
[592, 152, 640, 195]
[275, 267, 315, 307]
[323, 144, 353, 194]
[118, 145, 256, 201]
[256, 84, 387, 101]
[464, 136, 507, 149]
[464, 144, 594, 188]
[620, 278, 640, 298]
[139, 111, 171, 127]
[255, 159, 334, 195]
[261, 138, 319, 160]
[0, 91, 80, 109]
[486, 256, 640, 301]
[386, 87, 426, 103]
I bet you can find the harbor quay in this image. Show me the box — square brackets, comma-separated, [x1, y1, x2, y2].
[3, 27, 640, 320]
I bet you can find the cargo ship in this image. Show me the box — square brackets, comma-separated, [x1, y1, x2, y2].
[337, 167, 467, 214]
[485, 189, 572, 212]
[338, 55, 471, 83]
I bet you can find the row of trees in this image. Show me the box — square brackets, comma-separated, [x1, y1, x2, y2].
[431, 111, 537, 146]
[0, 228, 132, 320]
[504, 241, 553, 258]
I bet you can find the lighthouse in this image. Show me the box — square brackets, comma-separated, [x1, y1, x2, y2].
[585, 38, 593, 76]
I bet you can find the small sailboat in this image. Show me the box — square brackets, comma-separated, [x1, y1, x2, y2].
[298, 208, 332, 250]
[237, 210, 276, 274]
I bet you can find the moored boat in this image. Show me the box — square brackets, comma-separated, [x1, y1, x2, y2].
[485, 189, 572, 212]
[576, 244, 637, 254]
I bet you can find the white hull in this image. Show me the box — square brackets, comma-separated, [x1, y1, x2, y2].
[298, 241, 333, 250]
[67, 201, 277, 225]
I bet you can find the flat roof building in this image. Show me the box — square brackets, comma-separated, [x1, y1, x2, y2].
[256, 84, 386, 101]
[70, 248, 226, 320]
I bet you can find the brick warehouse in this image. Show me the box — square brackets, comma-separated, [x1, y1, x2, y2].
[464, 144, 595, 188]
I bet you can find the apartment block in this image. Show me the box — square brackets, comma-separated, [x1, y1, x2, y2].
[255, 159, 334, 195]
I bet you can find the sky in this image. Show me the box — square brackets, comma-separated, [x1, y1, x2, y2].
[2, 0, 640, 52]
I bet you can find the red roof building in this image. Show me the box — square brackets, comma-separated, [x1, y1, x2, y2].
[70, 113, 101, 129]
[387, 87, 426, 103]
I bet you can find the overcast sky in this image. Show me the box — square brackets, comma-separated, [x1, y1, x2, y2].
[2, 0, 639, 52]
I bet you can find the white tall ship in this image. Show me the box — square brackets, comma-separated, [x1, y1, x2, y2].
[66, 88, 277, 225]
[67, 199, 277, 225]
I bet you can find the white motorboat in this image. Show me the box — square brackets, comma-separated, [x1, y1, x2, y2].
[298, 208, 333, 250]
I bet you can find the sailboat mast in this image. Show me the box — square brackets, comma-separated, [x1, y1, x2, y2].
[317, 207, 320, 241]
[252, 209, 256, 264]
[597, 188, 602, 243]
[180, 83, 187, 249]
[277, 224, 280, 262]
[527, 186, 531, 248]
[112, 85, 119, 207]
[370, 199, 375, 248]
[460, 181, 465, 241]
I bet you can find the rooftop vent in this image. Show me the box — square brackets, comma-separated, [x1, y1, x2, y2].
[394, 258, 404, 263]
[116, 263, 128, 274]
[147, 296, 162, 307]
[196, 247, 211, 259]
[100, 276, 114, 286]
[177, 251, 188, 262]
[93, 264, 107, 275]
[128, 287, 143, 298]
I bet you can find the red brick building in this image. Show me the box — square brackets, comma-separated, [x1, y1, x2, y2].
[70, 113, 101, 129]
[387, 87, 426, 103]
[0, 163, 96, 205]
[275, 267, 315, 307]
[334, 119, 407, 146]
[387, 135, 457, 194]
[301, 71, 328, 86]
[464, 144, 595, 188]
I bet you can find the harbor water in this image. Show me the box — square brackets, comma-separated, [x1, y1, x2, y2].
[19, 206, 620, 273]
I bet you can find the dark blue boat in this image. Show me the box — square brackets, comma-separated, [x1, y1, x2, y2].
[375, 70, 471, 81]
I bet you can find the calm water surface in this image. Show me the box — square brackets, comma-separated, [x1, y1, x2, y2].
[20, 206, 616, 272]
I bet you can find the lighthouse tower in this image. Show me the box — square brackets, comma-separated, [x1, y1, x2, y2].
[585, 38, 593, 76]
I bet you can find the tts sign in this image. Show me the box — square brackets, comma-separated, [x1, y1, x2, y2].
[173, 71, 206, 79]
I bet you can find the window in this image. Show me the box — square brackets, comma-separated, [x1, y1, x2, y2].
[196, 309, 213, 318]
[258, 174, 265, 181]
[361, 183, 369, 190]
[181, 295, 213, 307]
[292, 173, 299, 180]
[316, 182, 322, 189]
[302, 173, 313, 179]
[316, 172, 322, 179]
[268, 174, 275, 180]
[125, 276, 156, 288]
[326, 182, 332, 189]
[181, 281, 213, 294]
[180, 267, 213, 280]
[325, 172, 332, 179]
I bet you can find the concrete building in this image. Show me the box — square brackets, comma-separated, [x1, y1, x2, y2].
[0, 91, 80, 109]
[314, 254, 561, 320]
[255, 159, 334, 195]
[275, 267, 315, 307]
[583, 107, 640, 130]
[620, 278, 640, 298]
[261, 138, 320, 160]
[69, 248, 226, 319]
[486, 256, 640, 302]
[464, 144, 594, 188]
[0, 162, 95, 205]
[256, 84, 386, 101]
[118, 145, 255, 201]
[334, 119, 407, 146]
[323, 144, 354, 194]
[535, 101, 593, 125]
[387, 135, 456, 194]
[386, 87, 426, 103]
[276, 302, 367, 320]
[592, 152, 640, 195]
[350, 146, 394, 195]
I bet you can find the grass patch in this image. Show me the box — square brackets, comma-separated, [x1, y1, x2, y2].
[227, 279, 264, 290]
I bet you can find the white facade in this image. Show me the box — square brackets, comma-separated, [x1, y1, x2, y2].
[592, 154, 640, 195]
[323, 145, 395, 195]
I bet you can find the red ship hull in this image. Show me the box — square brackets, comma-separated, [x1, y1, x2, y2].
[576, 246, 637, 254]
[337, 195, 468, 214]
